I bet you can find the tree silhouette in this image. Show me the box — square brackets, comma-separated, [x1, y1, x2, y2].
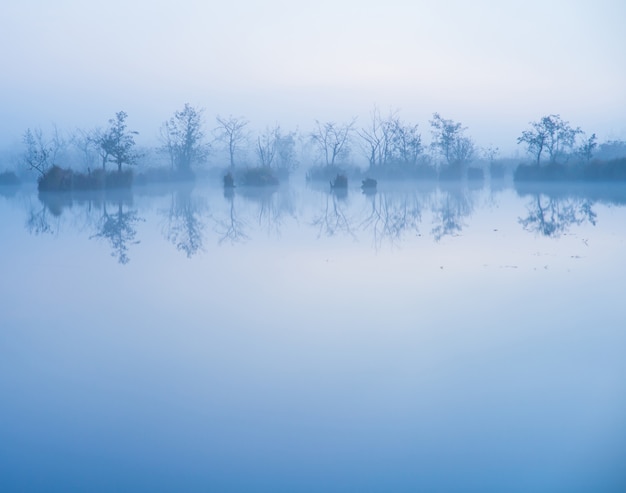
[96, 111, 140, 172]
[160, 104, 209, 174]
[215, 115, 249, 169]
[517, 115, 581, 165]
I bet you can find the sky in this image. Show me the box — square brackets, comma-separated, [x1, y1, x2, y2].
[1, 0, 625, 154]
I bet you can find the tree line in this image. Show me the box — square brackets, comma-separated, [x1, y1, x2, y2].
[12, 104, 626, 187]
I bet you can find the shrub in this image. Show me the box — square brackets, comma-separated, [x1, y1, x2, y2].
[514, 163, 572, 182]
[331, 174, 348, 188]
[38, 165, 73, 191]
[239, 167, 279, 186]
[37, 166, 133, 191]
[583, 158, 626, 181]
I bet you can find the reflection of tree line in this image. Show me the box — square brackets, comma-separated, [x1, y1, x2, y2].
[518, 194, 596, 237]
[163, 185, 206, 257]
[24, 184, 621, 263]
[360, 190, 423, 247]
[312, 186, 475, 247]
[312, 189, 355, 239]
[34, 190, 142, 264]
[26, 186, 300, 262]
[430, 186, 474, 241]
[92, 202, 142, 264]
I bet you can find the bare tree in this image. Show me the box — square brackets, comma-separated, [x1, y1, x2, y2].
[70, 128, 98, 170]
[22, 128, 51, 177]
[48, 125, 67, 166]
[215, 115, 249, 169]
[159, 122, 176, 171]
[310, 118, 356, 167]
[577, 133, 597, 162]
[359, 107, 395, 168]
[389, 119, 423, 167]
[359, 108, 423, 169]
[257, 125, 278, 168]
[274, 128, 299, 171]
[22, 126, 67, 176]
[91, 127, 111, 170]
[256, 125, 299, 170]
[160, 103, 209, 174]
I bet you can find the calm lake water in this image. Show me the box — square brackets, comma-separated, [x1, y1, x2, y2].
[1, 179, 625, 492]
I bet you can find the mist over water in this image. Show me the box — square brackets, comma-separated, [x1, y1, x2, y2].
[2, 1, 626, 490]
[1, 179, 625, 492]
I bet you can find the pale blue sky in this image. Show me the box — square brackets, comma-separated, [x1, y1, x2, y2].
[1, 0, 625, 152]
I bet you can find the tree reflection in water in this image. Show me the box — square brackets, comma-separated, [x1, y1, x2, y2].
[360, 189, 423, 248]
[215, 188, 248, 245]
[519, 194, 596, 237]
[26, 199, 56, 235]
[163, 185, 206, 257]
[17, 182, 622, 261]
[241, 186, 286, 237]
[312, 189, 355, 239]
[28, 192, 75, 235]
[91, 197, 142, 265]
[430, 187, 475, 241]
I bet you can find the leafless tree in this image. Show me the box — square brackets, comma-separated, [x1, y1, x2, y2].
[310, 118, 356, 167]
[257, 125, 278, 168]
[70, 128, 98, 170]
[256, 125, 299, 170]
[359, 107, 395, 168]
[215, 115, 249, 169]
[359, 108, 423, 169]
[22, 128, 51, 176]
[389, 119, 423, 167]
[274, 128, 299, 171]
[22, 125, 67, 176]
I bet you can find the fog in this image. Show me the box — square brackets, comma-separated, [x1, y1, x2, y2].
[1, 0, 625, 151]
[3, 2, 626, 491]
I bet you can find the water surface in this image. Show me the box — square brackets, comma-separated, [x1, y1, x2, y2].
[1, 180, 625, 492]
